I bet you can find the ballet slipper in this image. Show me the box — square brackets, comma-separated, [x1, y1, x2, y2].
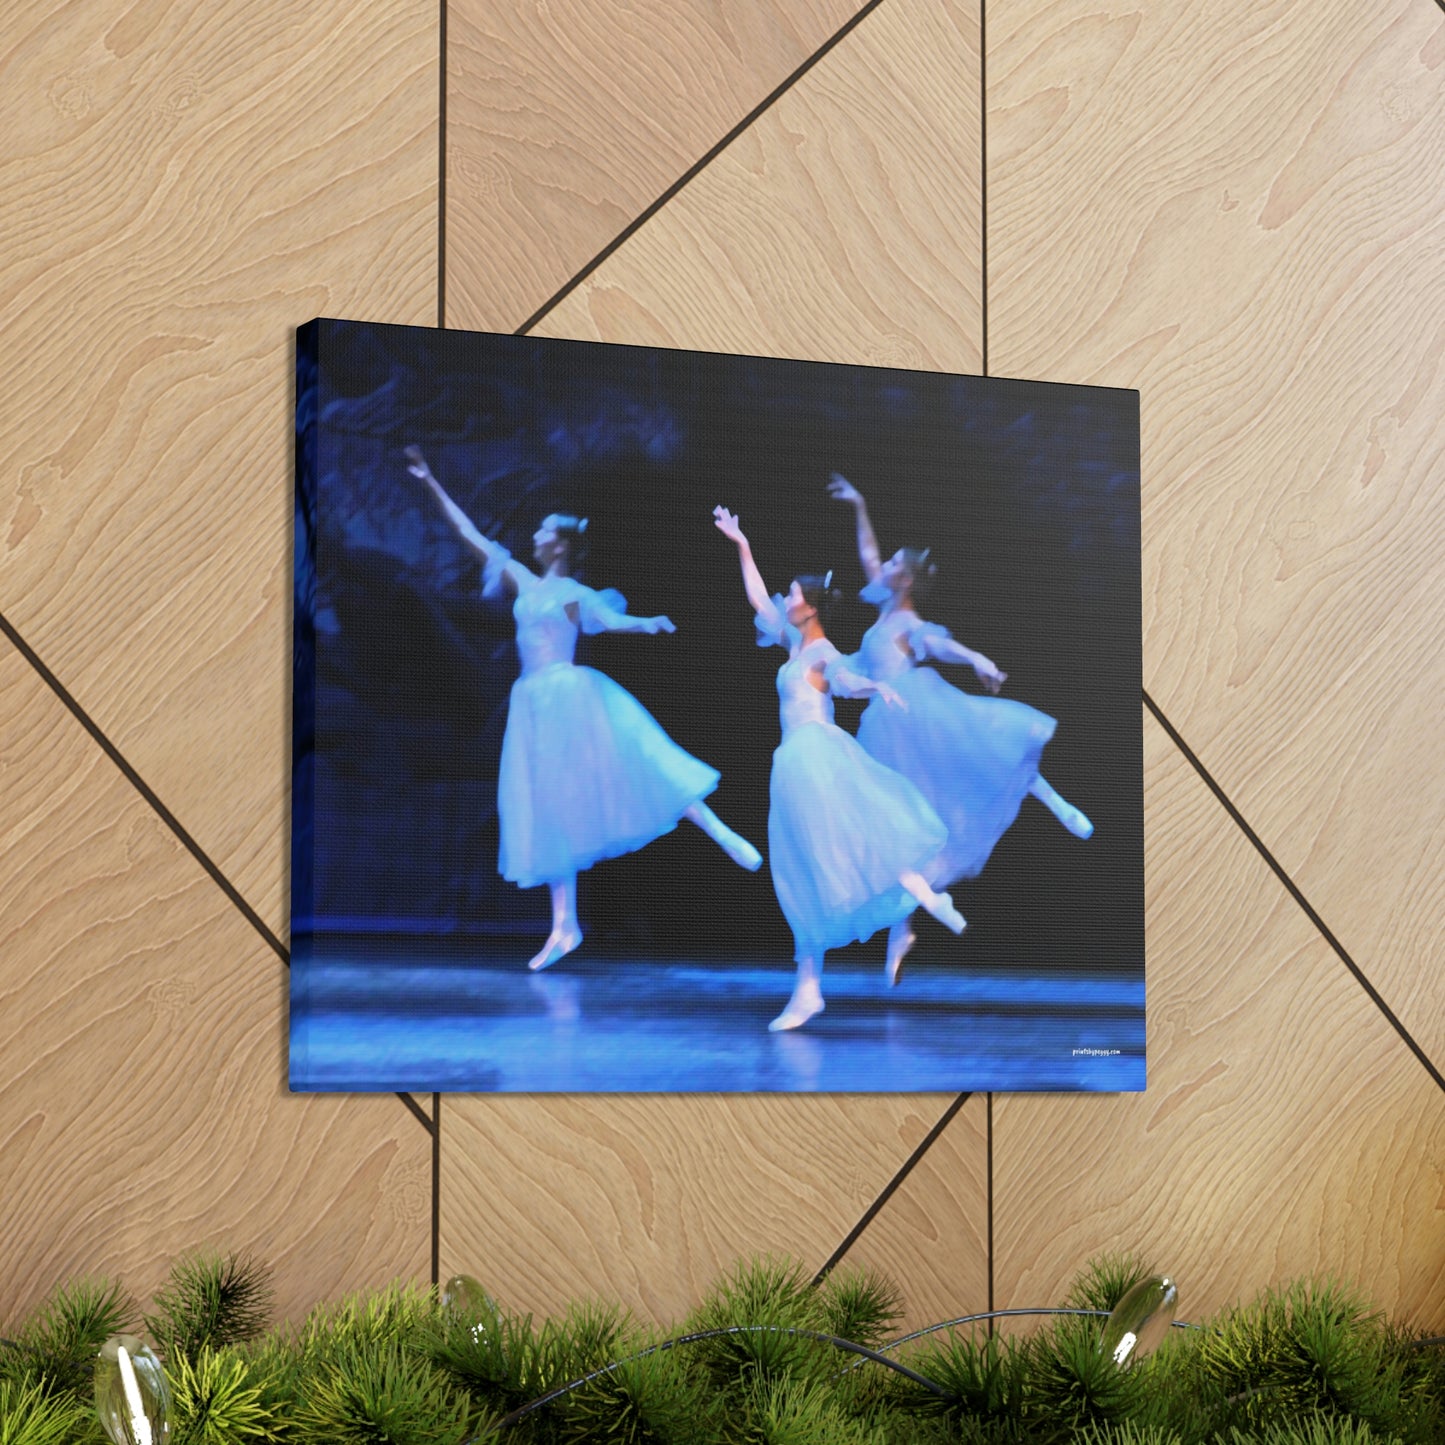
[927, 892, 966, 936]
[721, 829, 763, 871]
[1060, 804, 1094, 839]
[528, 928, 582, 971]
[885, 925, 917, 987]
[769, 981, 825, 1032]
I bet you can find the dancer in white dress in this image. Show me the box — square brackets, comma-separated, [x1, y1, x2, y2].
[406, 449, 761, 971]
[829, 474, 1093, 984]
[712, 505, 965, 1032]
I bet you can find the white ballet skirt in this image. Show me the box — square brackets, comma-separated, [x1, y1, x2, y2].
[851, 608, 1055, 885]
[757, 605, 947, 958]
[495, 570, 718, 888]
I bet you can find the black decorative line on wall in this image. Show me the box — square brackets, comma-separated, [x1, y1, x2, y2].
[400, 1093, 434, 1132]
[0, 608, 288, 962]
[0, 609, 436, 1136]
[811, 1092, 971, 1285]
[1143, 690, 1445, 1093]
[431, 1093, 442, 1284]
[985, 1093, 995, 1317]
[437, 0, 448, 329]
[514, 0, 889, 337]
[980, 0, 988, 378]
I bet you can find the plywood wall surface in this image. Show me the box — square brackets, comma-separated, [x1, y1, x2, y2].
[0, 643, 430, 1327]
[537, 0, 983, 375]
[2, 0, 1440, 1343]
[0, 0, 438, 943]
[445, 0, 864, 329]
[995, 713, 1445, 1327]
[988, 0, 1445, 1070]
[441, 1093, 971, 1324]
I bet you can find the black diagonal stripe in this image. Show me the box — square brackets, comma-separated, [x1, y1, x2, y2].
[1143, 690, 1444, 1092]
[811, 1092, 972, 1285]
[0, 611, 436, 1133]
[515, 0, 889, 337]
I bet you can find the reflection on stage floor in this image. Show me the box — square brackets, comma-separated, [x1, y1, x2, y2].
[291, 940, 1143, 1094]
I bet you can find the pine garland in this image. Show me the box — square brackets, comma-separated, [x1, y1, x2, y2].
[1, 1252, 1439, 1444]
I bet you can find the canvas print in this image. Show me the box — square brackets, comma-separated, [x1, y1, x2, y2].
[292, 318, 1143, 1092]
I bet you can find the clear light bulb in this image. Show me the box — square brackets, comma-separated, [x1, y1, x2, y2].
[442, 1274, 504, 1355]
[95, 1335, 171, 1445]
[1099, 1276, 1178, 1366]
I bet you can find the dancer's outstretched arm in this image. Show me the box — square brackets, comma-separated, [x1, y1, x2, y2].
[826, 656, 905, 708]
[581, 593, 676, 636]
[827, 473, 883, 583]
[712, 506, 784, 632]
[918, 631, 1007, 694]
[404, 446, 537, 593]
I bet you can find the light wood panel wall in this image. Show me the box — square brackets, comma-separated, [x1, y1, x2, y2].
[2, 0, 1440, 1343]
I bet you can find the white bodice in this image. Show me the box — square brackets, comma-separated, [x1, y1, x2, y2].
[776, 640, 839, 733]
[856, 609, 949, 681]
[512, 577, 580, 673]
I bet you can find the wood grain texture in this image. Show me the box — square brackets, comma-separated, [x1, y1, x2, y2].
[444, 0, 864, 331]
[823, 1092, 989, 1330]
[0, 0, 437, 943]
[441, 1093, 972, 1325]
[531, 0, 982, 375]
[994, 712, 1445, 1327]
[439, 0, 986, 1332]
[0, 641, 430, 1327]
[988, 0, 1445, 1069]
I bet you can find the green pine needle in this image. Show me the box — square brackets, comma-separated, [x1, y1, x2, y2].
[7, 1278, 131, 1402]
[291, 1337, 483, 1445]
[169, 1345, 274, 1444]
[145, 1251, 273, 1360]
[0, 1377, 95, 1445]
[816, 1269, 902, 1352]
[1067, 1254, 1156, 1314]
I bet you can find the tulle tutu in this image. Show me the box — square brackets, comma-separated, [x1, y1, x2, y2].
[857, 668, 1055, 884]
[769, 721, 947, 957]
[498, 663, 718, 887]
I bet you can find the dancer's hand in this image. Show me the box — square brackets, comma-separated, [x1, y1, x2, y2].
[877, 683, 908, 710]
[712, 505, 745, 543]
[827, 473, 863, 506]
[403, 445, 433, 481]
[643, 614, 677, 634]
[975, 661, 1006, 695]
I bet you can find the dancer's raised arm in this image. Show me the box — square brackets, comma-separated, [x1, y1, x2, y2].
[405, 446, 536, 593]
[712, 506, 784, 633]
[827, 473, 882, 583]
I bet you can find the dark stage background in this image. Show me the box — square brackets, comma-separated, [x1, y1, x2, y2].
[295, 319, 1141, 987]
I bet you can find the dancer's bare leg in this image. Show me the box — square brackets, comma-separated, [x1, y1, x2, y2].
[529, 874, 582, 970]
[899, 869, 966, 935]
[770, 951, 825, 1032]
[685, 801, 763, 871]
[1029, 775, 1094, 838]
[885, 915, 918, 987]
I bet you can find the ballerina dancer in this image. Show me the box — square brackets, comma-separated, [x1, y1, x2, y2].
[712, 505, 965, 1032]
[828, 473, 1093, 984]
[406, 448, 762, 971]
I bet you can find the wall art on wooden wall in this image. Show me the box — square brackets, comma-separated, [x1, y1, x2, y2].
[292, 319, 1142, 1093]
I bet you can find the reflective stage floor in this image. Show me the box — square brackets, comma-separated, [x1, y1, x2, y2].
[291, 941, 1143, 1093]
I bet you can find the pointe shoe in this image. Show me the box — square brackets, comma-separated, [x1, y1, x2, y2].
[885, 929, 916, 988]
[1061, 805, 1094, 840]
[725, 832, 764, 871]
[930, 893, 967, 936]
[528, 928, 582, 971]
[768, 984, 825, 1032]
